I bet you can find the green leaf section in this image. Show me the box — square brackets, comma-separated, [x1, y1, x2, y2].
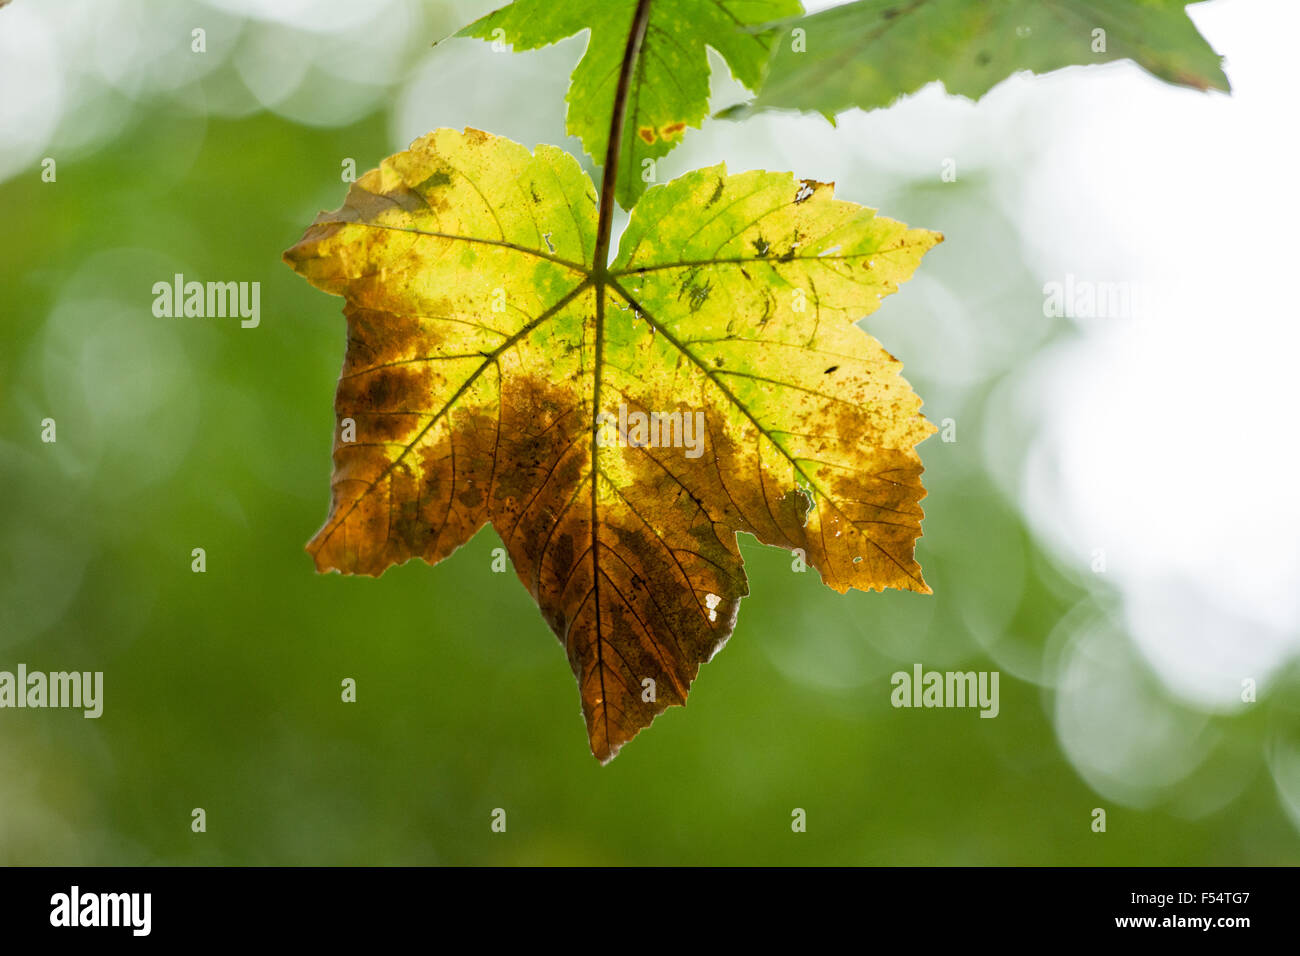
[458, 0, 802, 210]
[736, 0, 1229, 119]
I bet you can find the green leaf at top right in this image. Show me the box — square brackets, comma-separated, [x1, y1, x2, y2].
[732, 0, 1230, 120]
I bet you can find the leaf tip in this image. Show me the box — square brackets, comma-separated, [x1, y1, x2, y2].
[714, 102, 752, 122]
[456, 126, 493, 146]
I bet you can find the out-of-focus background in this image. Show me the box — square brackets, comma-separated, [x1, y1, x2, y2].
[2, 0, 1298, 865]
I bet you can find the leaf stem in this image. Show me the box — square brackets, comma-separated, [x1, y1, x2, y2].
[592, 0, 652, 275]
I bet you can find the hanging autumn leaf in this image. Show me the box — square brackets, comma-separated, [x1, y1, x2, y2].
[284, 127, 940, 761]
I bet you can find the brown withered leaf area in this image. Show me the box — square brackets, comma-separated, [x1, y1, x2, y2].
[284, 128, 942, 762]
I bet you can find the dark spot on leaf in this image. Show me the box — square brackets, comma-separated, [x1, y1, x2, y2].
[364, 367, 412, 408]
[457, 480, 484, 511]
[344, 364, 435, 441]
[686, 281, 712, 312]
[419, 170, 453, 191]
[638, 127, 656, 144]
[676, 268, 701, 300]
[753, 236, 770, 256]
[380, 185, 428, 214]
[977, 50, 992, 66]
[706, 178, 724, 207]
[824, 365, 839, 374]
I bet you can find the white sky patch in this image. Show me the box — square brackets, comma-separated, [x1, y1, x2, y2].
[1004, 0, 1300, 708]
[0, 4, 64, 183]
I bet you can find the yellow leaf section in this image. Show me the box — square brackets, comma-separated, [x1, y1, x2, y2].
[612, 165, 943, 595]
[284, 128, 595, 575]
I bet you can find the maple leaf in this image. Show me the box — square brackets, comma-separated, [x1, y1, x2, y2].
[284, 127, 940, 761]
[731, 0, 1229, 119]
[457, 0, 802, 209]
